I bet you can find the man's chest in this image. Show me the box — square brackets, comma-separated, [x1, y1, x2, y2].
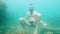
[27, 13, 38, 21]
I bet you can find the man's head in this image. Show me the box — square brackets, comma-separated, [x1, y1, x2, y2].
[29, 4, 34, 13]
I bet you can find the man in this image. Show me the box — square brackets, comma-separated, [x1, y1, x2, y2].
[19, 4, 48, 34]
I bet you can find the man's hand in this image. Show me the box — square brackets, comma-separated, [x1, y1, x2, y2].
[40, 20, 48, 27]
[43, 23, 48, 27]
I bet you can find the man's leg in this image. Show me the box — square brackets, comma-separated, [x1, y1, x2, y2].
[19, 18, 31, 26]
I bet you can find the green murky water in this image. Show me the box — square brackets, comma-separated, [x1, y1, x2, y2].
[0, 0, 60, 34]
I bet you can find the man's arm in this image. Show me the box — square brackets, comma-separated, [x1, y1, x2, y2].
[24, 11, 31, 25]
[37, 12, 48, 27]
[25, 11, 30, 19]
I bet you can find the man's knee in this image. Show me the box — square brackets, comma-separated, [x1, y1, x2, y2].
[19, 17, 31, 25]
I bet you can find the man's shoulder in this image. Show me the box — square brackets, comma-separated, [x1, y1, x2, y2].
[33, 11, 41, 14]
[26, 11, 30, 14]
[27, 11, 41, 15]
[33, 11, 38, 13]
[34, 11, 41, 17]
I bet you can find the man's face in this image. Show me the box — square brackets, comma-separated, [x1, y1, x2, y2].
[30, 7, 33, 12]
[29, 4, 34, 13]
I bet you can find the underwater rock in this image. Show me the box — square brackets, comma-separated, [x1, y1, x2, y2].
[0, 0, 7, 25]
